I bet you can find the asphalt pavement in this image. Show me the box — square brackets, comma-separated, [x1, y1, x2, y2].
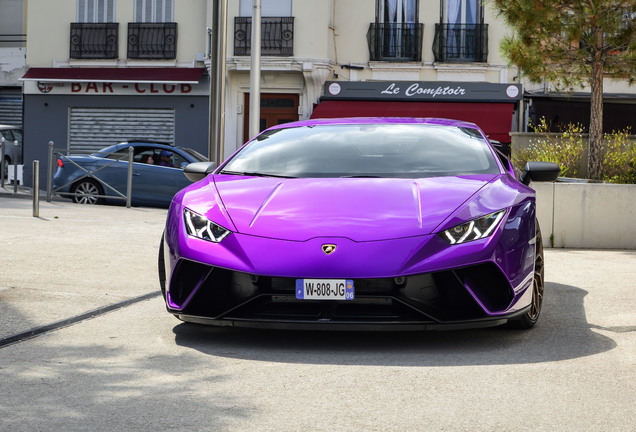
[0, 192, 634, 431]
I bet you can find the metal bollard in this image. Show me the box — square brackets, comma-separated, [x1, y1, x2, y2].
[13, 140, 18, 194]
[1, 136, 5, 188]
[47, 141, 54, 202]
[126, 146, 133, 208]
[33, 160, 39, 218]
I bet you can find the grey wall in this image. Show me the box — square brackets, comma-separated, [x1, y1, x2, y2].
[22, 94, 210, 187]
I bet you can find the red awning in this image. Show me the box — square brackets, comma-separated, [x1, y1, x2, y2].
[310, 100, 515, 143]
[21, 67, 206, 84]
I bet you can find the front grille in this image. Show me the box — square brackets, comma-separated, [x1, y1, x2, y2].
[168, 259, 513, 323]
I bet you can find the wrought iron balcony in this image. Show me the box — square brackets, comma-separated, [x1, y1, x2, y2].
[433, 23, 488, 63]
[367, 23, 423, 61]
[70, 23, 118, 59]
[234, 17, 294, 56]
[128, 23, 177, 59]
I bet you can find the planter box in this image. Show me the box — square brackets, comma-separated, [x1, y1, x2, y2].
[533, 182, 636, 249]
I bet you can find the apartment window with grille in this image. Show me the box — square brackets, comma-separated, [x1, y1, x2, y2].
[368, 0, 423, 61]
[235, 0, 294, 56]
[77, 0, 115, 23]
[129, 0, 177, 59]
[71, 0, 118, 59]
[432, 0, 488, 62]
[134, 0, 174, 22]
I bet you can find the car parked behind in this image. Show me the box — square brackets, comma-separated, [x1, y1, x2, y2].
[0, 124, 23, 179]
[53, 140, 208, 208]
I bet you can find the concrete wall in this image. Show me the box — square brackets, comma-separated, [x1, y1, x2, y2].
[534, 182, 636, 249]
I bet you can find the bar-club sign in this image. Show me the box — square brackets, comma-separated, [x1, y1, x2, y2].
[323, 81, 522, 102]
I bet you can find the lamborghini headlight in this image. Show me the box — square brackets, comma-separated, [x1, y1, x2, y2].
[440, 210, 506, 245]
[183, 208, 231, 243]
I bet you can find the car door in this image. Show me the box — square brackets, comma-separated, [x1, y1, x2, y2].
[130, 146, 190, 207]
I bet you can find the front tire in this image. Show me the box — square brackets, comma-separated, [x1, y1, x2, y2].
[71, 178, 104, 205]
[508, 220, 544, 329]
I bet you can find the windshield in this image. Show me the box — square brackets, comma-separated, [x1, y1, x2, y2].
[221, 124, 500, 178]
[179, 147, 208, 162]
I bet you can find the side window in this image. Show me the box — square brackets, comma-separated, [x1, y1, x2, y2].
[109, 146, 151, 161]
[135, 148, 158, 164]
[172, 152, 188, 169]
[12, 129, 22, 142]
[1, 130, 15, 141]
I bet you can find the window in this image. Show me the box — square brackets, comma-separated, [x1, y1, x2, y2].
[433, 0, 487, 62]
[73, 0, 118, 58]
[443, 0, 481, 25]
[77, 0, 115, 23]
[377, 0, 418, 25]
[368, 0, 422, 60]
[135, 0, 174, 22]
[239, 0, 291, 17]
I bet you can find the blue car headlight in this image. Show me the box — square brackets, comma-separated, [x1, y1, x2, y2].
[440, 210, 506, 245]
[183, 208, 231, 243]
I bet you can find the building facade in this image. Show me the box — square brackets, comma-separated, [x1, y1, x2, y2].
[0, 0, 26, 126]
[21, 0, 211, 184]
[217, 0, 525, 158]
[19, 0, 636, 186]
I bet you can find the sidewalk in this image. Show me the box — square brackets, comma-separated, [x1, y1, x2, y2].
[0, 184, 33, 199]
[0, 195, 168, 341]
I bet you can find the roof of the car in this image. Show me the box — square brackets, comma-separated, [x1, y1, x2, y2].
[0, 124, 21, 129]
[267, 117, 480, 130]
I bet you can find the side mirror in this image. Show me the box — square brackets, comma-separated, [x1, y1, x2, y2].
[183, 161, 217, 182]
[520, 161, 561, 186]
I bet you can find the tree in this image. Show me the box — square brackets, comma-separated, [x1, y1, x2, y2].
[492, 0, 635, 179]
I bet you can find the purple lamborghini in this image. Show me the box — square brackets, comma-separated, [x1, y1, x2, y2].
[159, 117, 560, 330]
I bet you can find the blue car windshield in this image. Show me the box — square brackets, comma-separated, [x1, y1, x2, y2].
[220, 124, 500, 179]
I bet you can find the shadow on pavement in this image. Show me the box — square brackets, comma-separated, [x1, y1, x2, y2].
[173, 282, 617, 366]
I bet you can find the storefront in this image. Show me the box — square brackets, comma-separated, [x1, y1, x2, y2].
[20, 67, 209, 187]
[311, 81, 523, 144]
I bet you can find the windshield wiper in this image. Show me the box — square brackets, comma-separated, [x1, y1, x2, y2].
[339, 175, 383, 178]
[219, 170, 296, 179]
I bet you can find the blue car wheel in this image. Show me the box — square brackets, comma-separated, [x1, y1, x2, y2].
[72, 178, 104, 205]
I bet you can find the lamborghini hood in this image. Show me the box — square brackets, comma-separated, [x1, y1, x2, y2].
[210, 175, 497, 242]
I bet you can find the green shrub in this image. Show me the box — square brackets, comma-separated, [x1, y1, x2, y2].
[602, 127, 635, 184]
[512, 117, 584, 178]
[512, 119, 635, 184]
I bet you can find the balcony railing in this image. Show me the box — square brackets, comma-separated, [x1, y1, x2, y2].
[234, 17, 294, 56]
[433, 23, 488, 63]
[128, 23, 177, 59]
[70, 23, 119, 59]
[367, 23, 423, 61]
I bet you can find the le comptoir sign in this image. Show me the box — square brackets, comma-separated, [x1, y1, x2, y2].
[324, 81, 522, 102]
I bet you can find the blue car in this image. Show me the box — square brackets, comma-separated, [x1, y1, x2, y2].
[53, 141, 208, 208]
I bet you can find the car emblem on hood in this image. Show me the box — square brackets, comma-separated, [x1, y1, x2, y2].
[322, 244, 337, 255]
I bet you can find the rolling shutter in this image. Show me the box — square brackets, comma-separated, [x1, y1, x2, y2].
[69, 107, 175, 153]
[0, 94, 23, 127]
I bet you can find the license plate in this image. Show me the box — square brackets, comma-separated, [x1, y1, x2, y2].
[296, 279, 354, 300]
